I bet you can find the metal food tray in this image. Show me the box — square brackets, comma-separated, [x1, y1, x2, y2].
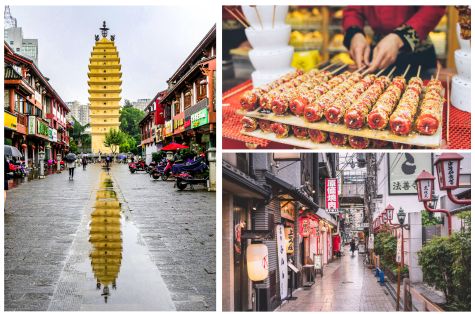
[237, 98, 443, 148]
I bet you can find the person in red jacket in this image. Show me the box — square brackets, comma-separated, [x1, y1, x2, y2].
[343, 6, 446, 76]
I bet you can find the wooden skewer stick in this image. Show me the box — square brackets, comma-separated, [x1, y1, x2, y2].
[225, 7, 250, 29]
[375, 66, 389, 77]
[272, 5, 276, 29]
[250, 5, 263, 29]
[361, 67, 372, 76]
[233, 8, 250, 27]
[435, 64, 441, 81]
[402, 64, 411, 78]
[416, 65, 421, 78]
[355, 65, 367, 73]
[446, 75, 451, 145]
[320, 62, 337, 71]
[386, 66, 397, 78]
[330, 64, 348, 75]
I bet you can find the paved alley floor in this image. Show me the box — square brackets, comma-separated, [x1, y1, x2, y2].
[276, 247, 396, 312]
[4, 164, 216, 311]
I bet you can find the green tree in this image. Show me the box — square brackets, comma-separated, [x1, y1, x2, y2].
[119, 106, 144, 144]
[119, 133, 137, 154]
[418, 212, 471, 310]
[69, 117, 91, 153]
[104, 129, 125, 154]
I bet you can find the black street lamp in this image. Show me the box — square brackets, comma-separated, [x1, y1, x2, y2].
[396, 207, 409, 311]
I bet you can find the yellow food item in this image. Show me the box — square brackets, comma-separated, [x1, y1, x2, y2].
[292, 50, 322, 72]
[334, 9, 343, 19]
[331, 52, 354, 65]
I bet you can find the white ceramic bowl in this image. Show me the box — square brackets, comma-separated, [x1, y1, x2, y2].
[454, 49, 471, 80]
[249, 46, 294, 71]
[242, 5, 289, 30]
[451, 75, 471, 113]
[245, 24, 291, 49]
[252, 68, 295, 87]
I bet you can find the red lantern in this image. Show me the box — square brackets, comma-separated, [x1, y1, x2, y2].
[415, 170, 435, 202]
[434, 153, 463, 190]
[21, 143, 27, 149]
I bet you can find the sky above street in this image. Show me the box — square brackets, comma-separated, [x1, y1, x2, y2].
[8, 6, 216, 105]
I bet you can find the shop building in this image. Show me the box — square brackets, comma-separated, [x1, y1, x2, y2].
[160, 24, 216, 152]
[4, 42, 70, 167]
[138, 102, 155, 164]
[223, 153, 340, 311]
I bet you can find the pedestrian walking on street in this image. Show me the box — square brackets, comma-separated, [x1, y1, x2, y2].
[350, 238, 356, 257]
[82, 157, 87, 170]
[67, 160, 76, 180]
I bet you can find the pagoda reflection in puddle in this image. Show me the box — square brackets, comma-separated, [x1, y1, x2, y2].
[89, 173, 122, 303]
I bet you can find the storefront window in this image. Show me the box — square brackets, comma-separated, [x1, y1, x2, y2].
[14, 94, 24, 114]
[184, 91, 192, 110]
[174, 100, 180, 115]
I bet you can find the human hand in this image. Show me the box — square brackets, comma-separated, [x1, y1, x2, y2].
[349, 33, 370, 69]
[367, 33, 404, 73]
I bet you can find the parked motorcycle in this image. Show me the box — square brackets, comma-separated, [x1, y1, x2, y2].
[128, 160, 146, 173]
[172, 157, 209, 190]
[9, 160, 27, 178]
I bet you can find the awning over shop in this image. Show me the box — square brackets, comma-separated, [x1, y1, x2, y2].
[223, 160, 270, 200]
[265, 172, 337, 227]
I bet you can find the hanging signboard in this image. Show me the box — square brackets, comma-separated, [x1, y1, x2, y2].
[368, 234, 374, 250]
[284, 227, 294, 254]
[388, 153, 433, 195]
[4, 111, 17, 130]
[313, 254, 322, 270]
[280, 201, 295, 221]
[325, 178, 339, 213]
[396, 230, 402, 263]
[164, 120, 173, 136]
[276, 224, 288, 300]
[28, 116, 36, 134]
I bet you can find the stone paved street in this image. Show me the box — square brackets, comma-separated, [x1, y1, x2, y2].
[276, 246, 396, 312]
[4, 163, 216, 311]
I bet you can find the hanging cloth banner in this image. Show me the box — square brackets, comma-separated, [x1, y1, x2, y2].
[276, 224, 288, 300]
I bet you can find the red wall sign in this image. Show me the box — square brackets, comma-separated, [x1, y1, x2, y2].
[325, 178, 339, 214]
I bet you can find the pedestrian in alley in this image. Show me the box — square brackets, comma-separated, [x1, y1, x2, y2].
[67, 159, 76, 180]
[350, 238, 356, 256]
[82, 157, 87, 170]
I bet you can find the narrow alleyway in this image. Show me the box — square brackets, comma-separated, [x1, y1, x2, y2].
[4, 164, 215, 311]
[277, 246, 396, 312]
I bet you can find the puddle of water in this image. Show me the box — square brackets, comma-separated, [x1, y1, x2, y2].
[74, 172, 175, 310]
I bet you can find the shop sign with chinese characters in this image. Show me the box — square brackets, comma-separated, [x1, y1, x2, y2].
[28, 116, 36, 135]
[389, 153, 432, 195]
[396, 230, 402, 263]
[284, 227, 294, 254]
[191, 108, 208, 128]
[276, 225, 288, 300]
[325, 178, 339, 213]
[164, 120, 173, 136]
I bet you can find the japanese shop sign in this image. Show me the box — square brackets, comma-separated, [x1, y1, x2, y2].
[284, 227, 294, 254]
[280, 201, 295, 221]
[325, 178, 339, 213]
[276, 225, 288, 300]
[388, 153, 433, 195]
[396, 230, 402, 263]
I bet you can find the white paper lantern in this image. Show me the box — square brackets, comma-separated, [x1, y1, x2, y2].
[246, 243, 269, 281]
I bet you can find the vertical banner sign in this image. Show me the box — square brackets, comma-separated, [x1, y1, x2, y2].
[396, 230, 402, 263]
[276, 225, 288, 300]
[325, 178, 339, 213]
[368, 234, 374, 250]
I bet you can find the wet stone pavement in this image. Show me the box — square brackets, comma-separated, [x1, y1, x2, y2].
[277, 246, 396, 312]
[4, 163, 216, 311]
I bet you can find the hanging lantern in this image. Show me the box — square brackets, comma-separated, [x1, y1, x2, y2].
[246, 243, 268, 281]
[415, 170, 435, 202]
[382, 212, 388, 224]
[434, 153, 463, 190]
[21, 143, 27, 149]
[385, 204, 394, 222]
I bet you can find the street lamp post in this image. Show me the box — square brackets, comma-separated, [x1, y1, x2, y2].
[56, 153, 61, 173]
[415, 170, 452, 235]
[396, 207, 409, 311]
[38, 150, 45, 179]
[207, 147, 216, 192]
